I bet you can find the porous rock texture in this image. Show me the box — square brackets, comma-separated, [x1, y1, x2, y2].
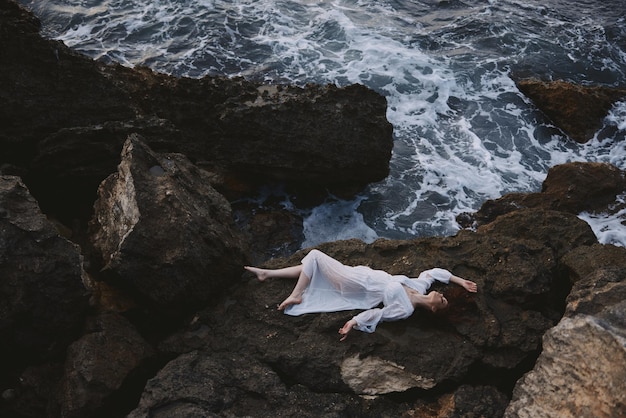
[505, 244, 626, 418]
[458, 161, 626, 229]
[515, 78, 626, 143]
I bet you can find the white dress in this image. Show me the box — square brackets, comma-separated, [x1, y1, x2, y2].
[284, 249, 452, 333]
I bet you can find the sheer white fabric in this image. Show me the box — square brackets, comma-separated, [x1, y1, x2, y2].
[284, 249, 451, 333]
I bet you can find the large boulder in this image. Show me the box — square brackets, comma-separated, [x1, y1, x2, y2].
[127, 349, 396, 418]
[89, 135, 247, 317]
[127, 351, 289, 418]
[209, 82, 392, 187]
[506, 310, 626, 418]
[56, 312, 155, 418]
[129, 351, 510, 417]
[516, 78, 626, 143]
[505, 244, 626, 417]
[0, 176, 88, 373]
[147, 207, 597, 416]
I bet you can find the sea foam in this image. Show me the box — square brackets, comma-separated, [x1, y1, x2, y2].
[20, 0, 626, 248]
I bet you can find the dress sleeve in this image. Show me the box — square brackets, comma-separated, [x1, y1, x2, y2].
[407, 268, 452, 294]
[425, 268, 452, 284]
[351, 308, 384, 333]
[351, 282, 413, 333]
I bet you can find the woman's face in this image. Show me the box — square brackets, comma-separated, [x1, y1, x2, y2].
[430, 291, 448, 311]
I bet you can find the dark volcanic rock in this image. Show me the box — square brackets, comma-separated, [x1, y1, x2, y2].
[444, 385, 510, 418]
[561, 244, 626, 316]
[0, 0, 393, 223]
[460, 162, 626, 228]
[127, 350, 377, 418]
[89, 135, 247, 316]
[56, 312, 155, 418]
[127, 351, 287, 418]
[212, 83, 393, 186]
[506, 244, 626, 417]
[0, 176, 88, 376]
[3, 158, 623, 417]
[516, 78, 626, 143]
[153, 208, 596, 416]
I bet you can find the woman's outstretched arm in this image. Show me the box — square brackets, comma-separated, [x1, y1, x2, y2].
[449, 275, 478, 293]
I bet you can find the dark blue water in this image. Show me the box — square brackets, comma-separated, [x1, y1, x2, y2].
[19, 0, 626, 246]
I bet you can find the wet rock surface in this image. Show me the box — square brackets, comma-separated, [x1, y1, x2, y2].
[515, 78, 626, 143]
[458, 161, 626, 229]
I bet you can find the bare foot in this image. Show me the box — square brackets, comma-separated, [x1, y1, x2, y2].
[244, 266, 269, 282]
[277, 295, 302, 310]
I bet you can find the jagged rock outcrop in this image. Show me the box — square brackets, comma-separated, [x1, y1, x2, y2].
[516, 78, 626, 142]
[89, 135, 247, 317]
[143, 207, 596, 416]
[0, 176, 88, 374]
[123, 160, 624, 417]
[2, 151, 625, 418]
[505, 244, 626, 418]
[458, 161, 626, 228]
[0, 0, 393, 224]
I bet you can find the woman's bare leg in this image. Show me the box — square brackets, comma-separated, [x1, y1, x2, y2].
[245, 264, 310, 310]
[244, 265, 302, 282]
[277, 270, 311, 310]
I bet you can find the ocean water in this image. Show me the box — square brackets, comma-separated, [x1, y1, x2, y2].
[20, 0, 626, 247]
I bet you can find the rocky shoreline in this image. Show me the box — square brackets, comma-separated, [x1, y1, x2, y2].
[2, 0, 626, 417]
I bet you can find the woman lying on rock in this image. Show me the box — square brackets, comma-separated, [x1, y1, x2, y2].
[245, 249, 477, 341]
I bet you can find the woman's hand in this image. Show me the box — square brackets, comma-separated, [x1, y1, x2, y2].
[339, 319, 357, 341]
[450, 275, 478, 293]
[461, 279, 478, 293]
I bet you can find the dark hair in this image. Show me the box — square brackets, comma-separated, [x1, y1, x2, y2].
[411, 286, 478, 331]
[437, 286, 478, 323]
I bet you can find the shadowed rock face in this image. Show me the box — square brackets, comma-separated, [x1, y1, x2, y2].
[57, 312, 155, 418]
[505, 245, 626, 418]
[89, 135, 248, 317]
[0, 175, 88, 377]
[2, 141, 625, 417]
